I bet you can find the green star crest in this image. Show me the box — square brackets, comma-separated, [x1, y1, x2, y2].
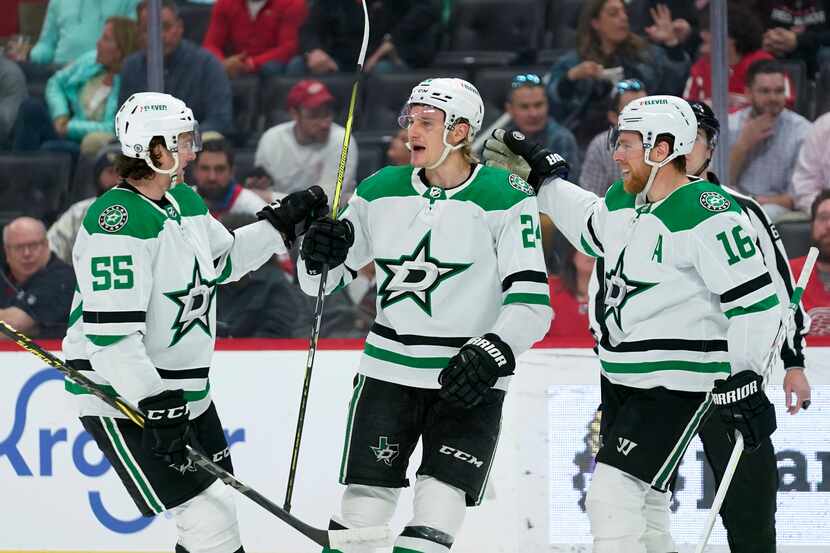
[603, 248, 656, 332]
[699, 191, 730, 212]
[375, 231, 471, 316]
[99, 205, 128, 233]
[164, 261, 216, 346]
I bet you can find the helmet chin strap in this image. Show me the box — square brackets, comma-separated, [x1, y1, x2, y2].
[425, 127, 465, 170]
[145, 151, 181, 183]
[636, 148, 673, 205]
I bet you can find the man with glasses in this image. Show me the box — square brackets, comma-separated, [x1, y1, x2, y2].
[255, 79, 358, 202]
[580, 79, 647, 196]
[505, 73, 581, 181]
[1, 216, 75, 338]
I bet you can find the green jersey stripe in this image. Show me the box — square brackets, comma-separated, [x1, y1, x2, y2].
[580, 235, 599, 258]
[364, 344, 450, 369]
[601, 360, 730, 374]
[724, 294, 779, 319]
[339, 374, 366, 483]
[65, 379, 211, 401]
[503, 292, 550, 306]
[102, 417, 164, 513]
[68, 302, 83, 327]
[86, 334, 127, 347]
[215, 255, 233, 284]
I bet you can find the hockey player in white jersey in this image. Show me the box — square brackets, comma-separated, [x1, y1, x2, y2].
[296, 77, 552, 553]
[62, 92, 328, 553]
[483, 95, 780, 552]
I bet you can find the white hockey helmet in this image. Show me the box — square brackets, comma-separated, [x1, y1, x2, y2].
[115, 92, 201, 176]
[399, 77, 485, 169]
[611, 95, 698, 200]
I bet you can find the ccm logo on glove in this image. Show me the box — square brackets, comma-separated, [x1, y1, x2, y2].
[712, 380, 759, 405]
[145, 405, 190, 420]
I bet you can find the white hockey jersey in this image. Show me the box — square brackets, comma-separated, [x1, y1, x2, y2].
[298, 164, 552, 389]
[62, 182, 286, 418]
[538, 177, 780, 392]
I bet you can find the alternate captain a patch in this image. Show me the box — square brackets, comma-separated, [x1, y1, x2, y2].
[99, 205, 129, 233]
[509, 173, 535, 196]
[699, 191, 730, 213]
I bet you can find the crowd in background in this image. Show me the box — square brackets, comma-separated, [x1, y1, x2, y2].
[1, 0, 830, 342]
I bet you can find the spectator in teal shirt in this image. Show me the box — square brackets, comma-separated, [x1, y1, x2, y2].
[28, 0, 139, 66]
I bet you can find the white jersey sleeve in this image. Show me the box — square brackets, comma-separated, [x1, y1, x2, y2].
[537, 176, 606, 258]
[205, 216, 288, 284]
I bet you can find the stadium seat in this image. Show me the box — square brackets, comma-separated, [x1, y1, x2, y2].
[179, 3, 213, 46]
[229, 76, 260, 146]
[546, 0, 580, 49]
[260, 74, 361, 130]
[0, 152, 73, 226]
[449, 0, 544, 52]
[356, 143, 384, 182]
[362, 70, 462, 131]
[777, 220, 811, 259]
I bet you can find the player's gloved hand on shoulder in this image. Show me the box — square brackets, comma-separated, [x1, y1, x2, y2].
[257, 185, 329, 248]
[482, 129, 569, 192]
[300, 217, 354, 275]
[438, 334, 515, 409]
[138, 389, 191, 466]
[712, 370, 776, 451]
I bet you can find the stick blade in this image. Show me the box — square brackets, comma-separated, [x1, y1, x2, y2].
[327, 525, 394, 550]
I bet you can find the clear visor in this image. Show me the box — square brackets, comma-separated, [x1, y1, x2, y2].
[170, 122, 202, 154]
[397, 105, 445, 131]
[606, 127, 644, 154]
[606, 126, 621, 153]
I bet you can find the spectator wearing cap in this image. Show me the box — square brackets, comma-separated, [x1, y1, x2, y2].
[579, 78, 647, 197]
[255, 79, 357, 200]
[289, 0, 440, 75]
[790, 190, 830, 335]
[504, 73, 581, 182]
[119, 0, 233, 133]
[728, 59, 809, 222]
[2, 217, 75, 338]
[684, 3, 795, 113]
[203, 0, 308, 79]
[792, 111, 830, 213]
[47, 143, 122, 265]
[192, 136, 266, 217]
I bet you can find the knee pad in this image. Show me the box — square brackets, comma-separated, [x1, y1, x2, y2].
[585, 463, 648, 553]
[643, 488, 676, 553]
[338, 484, 400, 528]
[394, 475, 466, 553]
[171, 479, 241, 553]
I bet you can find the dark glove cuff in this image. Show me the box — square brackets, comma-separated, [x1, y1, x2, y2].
[465, 333, 516, 376]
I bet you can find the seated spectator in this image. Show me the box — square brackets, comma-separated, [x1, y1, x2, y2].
[26, 0, 139, 66]
[728, 59, 809, 221]
[241, 166, 276, 203]
[684, 3, 795, 112]
[192, 135, 266, 217]
[792, 111, 830, 213]
[545, 238, 594, 341]
[119, 0, 233, 133]
[255, 79, 357, 200]
[203, 0, 308, 79]
[216, 213, 307, 338]
[0, 57, 25, 149]
[791, 190, 830, 335]
[14, 17, 139, 157]
[386, 128, 410, 166]
[47, 143, 121, 265]
[627, 0, 700, 56]
[289, 0, 440, 75]
[1, 216, 75, 338]
[505, 73, 581, 182]
[760, 0, 830, 76]
[579, 78, 647, 196]
[546, 0, 689, 145]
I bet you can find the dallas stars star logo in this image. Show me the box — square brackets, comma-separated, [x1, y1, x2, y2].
[375, 231, 471, 316]
[164, 261, 216, 346]
[370, 436, 399, 466]
[603, 248, 656, 332]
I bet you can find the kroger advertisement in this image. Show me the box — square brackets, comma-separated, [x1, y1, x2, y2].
[1, 344, 829, 553]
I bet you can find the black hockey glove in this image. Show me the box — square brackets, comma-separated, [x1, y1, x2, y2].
[138, 389, 191, 466]
[300, 217, 355, 274]
[482, 129, 569, 192]
[712, 370, 776, 451]
[256, 185, 328, 248]
[438, 334, 516, 409]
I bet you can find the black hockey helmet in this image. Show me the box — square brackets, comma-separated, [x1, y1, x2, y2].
[688, 100, 720, 148]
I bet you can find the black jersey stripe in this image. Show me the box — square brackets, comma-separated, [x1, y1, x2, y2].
[587, 213, 604, 253]
[502, 270, 548, 292]
[600, 336, 728, 353]
[370, 323, 469, 348]
[83, 310, 146, 324]
[720, 273, 773, 304]
[156, 367, 209, 380]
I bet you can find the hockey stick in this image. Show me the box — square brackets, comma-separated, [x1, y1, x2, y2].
[283, 0, 370, 513]
[694, 246, 818, 553]
[0, 321, 392, 550]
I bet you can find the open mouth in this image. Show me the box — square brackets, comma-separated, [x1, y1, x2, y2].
[412, 144, 426, 153]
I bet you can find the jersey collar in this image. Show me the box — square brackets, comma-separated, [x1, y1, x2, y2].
[410, 164, 482, 198]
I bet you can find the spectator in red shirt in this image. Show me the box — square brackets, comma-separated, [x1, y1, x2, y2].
[203, 0, 308, 78]
[546, 238, 595, 341]
[684, 3, 794, 113]
[791, 189, 830, 335]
